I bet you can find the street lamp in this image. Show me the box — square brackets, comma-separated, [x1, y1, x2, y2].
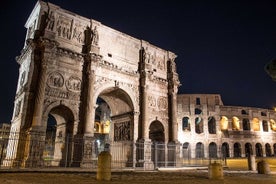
[265, 59, 276, 81]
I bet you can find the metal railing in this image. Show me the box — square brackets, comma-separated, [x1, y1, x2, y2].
[0, 133, 226, 170]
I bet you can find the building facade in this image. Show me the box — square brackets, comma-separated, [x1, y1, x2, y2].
[4, 1, 179, 169]
[177, 94, 276, 160]
[4, 1, 276, 169]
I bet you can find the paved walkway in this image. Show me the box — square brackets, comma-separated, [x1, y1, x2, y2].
[0, 167, 276, 184]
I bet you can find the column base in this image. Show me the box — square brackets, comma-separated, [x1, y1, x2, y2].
[24, 128, 45, 168]
[80, 135, 97, 168]
[136, 139, 154, 170]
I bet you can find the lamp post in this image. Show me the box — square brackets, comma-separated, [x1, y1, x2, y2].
[265, 59, 276, 81]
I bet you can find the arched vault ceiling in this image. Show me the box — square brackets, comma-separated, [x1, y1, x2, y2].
[99, 88, 133, 116]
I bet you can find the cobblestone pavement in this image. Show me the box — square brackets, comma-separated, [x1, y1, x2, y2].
[1, 170, 276, 184]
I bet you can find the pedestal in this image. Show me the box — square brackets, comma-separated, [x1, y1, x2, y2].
[136, 139, 154, 170]
[81, 135, 97, 168]
[24, 128, 45, 168]
[247, 155, 256, 171]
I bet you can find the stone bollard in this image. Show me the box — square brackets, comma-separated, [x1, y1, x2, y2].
[96, 151, 112, 181]
[247, 155, 256, 171]
[257, 160, 270, 174]
[208, 161, 223, 180]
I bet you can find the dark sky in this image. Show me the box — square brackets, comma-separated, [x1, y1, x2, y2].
[1, 0, 276, 123]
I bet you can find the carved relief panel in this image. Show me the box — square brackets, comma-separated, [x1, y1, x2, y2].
[56, 15, 73, 40]
[114, 121, 131, 141]
[47, 72, 64, 88]
[71, 21, 85, 44]
[45, 71, 81, 101]
[143, 47, 166, 72]
[46, 10, 88, 46]
[46, 11, 56, 31]
[157, 97, 167, 110]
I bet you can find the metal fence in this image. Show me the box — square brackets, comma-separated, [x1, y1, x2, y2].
[0, 133, 224, 170]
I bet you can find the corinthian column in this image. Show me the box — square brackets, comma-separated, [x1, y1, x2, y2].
[84, 59, 95, 136]
[31, 58, 47, 129]
[170, 92, 178, 142]
[81, 53, 99, 168]
[141, 85, 148, 139]
[24, 41, 49, 168]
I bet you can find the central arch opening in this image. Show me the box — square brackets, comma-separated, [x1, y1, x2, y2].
[94, 87, 134, 167]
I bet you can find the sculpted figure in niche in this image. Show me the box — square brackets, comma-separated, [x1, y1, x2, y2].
[47, 11, 55, 31]
[143, 48, 150, 63]
[15, 101, 21, 117]
[91, 26, 99, 46]
[20, 71, 26, 86]
[27, 20, 36, 39]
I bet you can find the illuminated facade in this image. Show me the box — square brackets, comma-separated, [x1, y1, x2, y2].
[4, 1, 179, 169]
[177, 94, 276, 159]
[4, 1, 276, 169]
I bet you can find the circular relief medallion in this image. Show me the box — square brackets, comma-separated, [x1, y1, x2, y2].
[47, 72, 64, 88]
[66, 76, 81, 92]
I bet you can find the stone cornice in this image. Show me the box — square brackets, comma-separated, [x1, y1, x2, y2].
[98, 58, 138, 77]
[56, 47, 84, 62]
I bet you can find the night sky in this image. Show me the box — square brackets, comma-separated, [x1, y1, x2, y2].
[1, 0, 276, 123]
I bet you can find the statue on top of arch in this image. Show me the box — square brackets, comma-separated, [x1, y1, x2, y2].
[91, 26, 99, 46]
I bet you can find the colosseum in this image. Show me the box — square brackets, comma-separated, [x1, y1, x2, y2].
[3, 1, 276, 170]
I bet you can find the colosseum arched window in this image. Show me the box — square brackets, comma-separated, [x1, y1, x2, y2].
[255, 143, 263, 157]
[252, 118, 260, 131]
[262, 120, 269, 132]
[233, 142, 241, 157]
[261, 112, 267, 116]
[208, 116, 216, 134]
[220, 116, 228, 130]
[195, 117, 203, 134]
[270, 119, 276, 131]
[245, 143, 253, 156]
[232, 116, 240, 130]
[195, 108, 202, 115]
[196, 142, 204, 158]
[242, 118, 250, 131]
[222, 142, 230, 158]
[241, 109, 248, 115]
[265, 143, 272, 157]
[209, 142, 217, 158]
[182, 117, 190, 131]
[182, 142, 190, 158]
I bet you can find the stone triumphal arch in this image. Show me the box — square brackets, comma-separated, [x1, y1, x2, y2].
[4, 1, 180, 169]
